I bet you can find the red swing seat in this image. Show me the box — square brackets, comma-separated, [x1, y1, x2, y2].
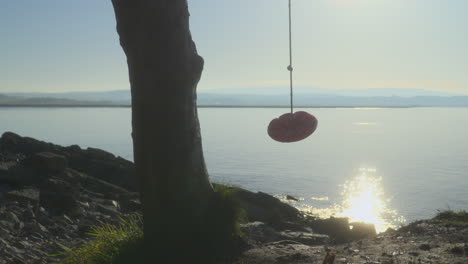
[266, 1, 318, 143]
[268, 111, 318, 142]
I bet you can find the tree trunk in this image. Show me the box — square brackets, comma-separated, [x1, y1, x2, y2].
[111, 0, 213, 249]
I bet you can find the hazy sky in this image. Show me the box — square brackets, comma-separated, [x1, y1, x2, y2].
[1, 0, 467, 94]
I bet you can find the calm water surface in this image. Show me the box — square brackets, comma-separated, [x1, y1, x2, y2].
[1, 107, 467, 229]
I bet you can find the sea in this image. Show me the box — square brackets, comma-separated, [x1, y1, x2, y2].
[1, 107, 467, 232]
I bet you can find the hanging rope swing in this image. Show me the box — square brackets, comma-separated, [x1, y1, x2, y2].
[268, 0, 318, 143]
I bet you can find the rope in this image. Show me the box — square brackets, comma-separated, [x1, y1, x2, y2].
[287, 0, 294, 114]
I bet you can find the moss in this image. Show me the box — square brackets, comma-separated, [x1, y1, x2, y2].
[213, 183, 243, 197]
[213, 183, 249, 230]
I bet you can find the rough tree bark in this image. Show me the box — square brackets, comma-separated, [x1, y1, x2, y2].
[111, 0, 213, 245]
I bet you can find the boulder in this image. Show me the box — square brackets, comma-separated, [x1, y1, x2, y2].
[67, 152, 136, 191]
[307, 217, 352, 242]
[233, 189, 300, 226]
[350, 222, 376, 239]
[86, 147, 116, 160]
[0, 132, 59, 156]
[29, 152, 68, 174]
[0, 132, 136, 191]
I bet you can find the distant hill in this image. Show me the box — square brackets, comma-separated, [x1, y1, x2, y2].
[2, 88, 468, 107]
[0, 94, 120, 106]
[210, 87, 464, 97]
[5, 90, 130, 104]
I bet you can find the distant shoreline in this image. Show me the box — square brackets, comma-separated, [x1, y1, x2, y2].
[0, 104, 423, 109]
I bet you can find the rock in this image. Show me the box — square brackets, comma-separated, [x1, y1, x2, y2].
[0, 226, 10, 237]
[55, 169, 82, 185]
[29, 152, 68, 174]
[96, 203, 120, 217]
[34, 222, 49, 233]
[120, 198, 142, 212]
[0, 238, 12, 249]
[21, 206, 36, 219]
[279, 230, 329, 245]
[36, 206, 48, 217]
[350, 222, 376, 239]
[0, 132, 58, 157]
[0, 220, 14, 229]
[4, 188, 39, 204]
[241, 221, 329, 246]
[308, 217, 352, 242]
[419, 244, 431, 251]
[286, 195, 299, 201]
[68, 152, 136, 191]
[0, 132, 136, 191]
[0, 162, 35, 186]
[449, 246, 465, 255]
[39, 178, 79, 215]
[15, 221, 24, 230]
[277, 252, 311, 263]
[233, 189, 300, 226]
[4, 212, 21, 226]
[104, 199, 120, 209]
[0, 134, 144, 262]
[86, 147, 116, 160]
[62, 214, 74, 224]
[241, 222, 282, 243]
[0, 161, 17, 172]
[117, 192, 141, 212]
[52, 241, 70, 253]
[79, 173, 129, 197]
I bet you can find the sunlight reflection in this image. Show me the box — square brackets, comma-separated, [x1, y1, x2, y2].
[285, 168, 405, 233]
[337, 168, 405, 232]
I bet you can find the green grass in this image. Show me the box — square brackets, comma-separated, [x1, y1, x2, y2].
[431, 210, 468, 226]
[58, 184, 248, 264]
[58, 214, 143, 264]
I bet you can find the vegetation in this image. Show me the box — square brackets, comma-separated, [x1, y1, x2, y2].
[58, 215, 143, 264]
[431, 210, 468, 226]
[58, 184, 247, 264]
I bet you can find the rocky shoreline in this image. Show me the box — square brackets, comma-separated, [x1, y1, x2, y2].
[0, 132, 466, 264]
[0, 132, 141, 263]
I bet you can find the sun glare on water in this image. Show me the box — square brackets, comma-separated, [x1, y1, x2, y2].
[337, 168, 405, 232]
[290, 168, 405, 233]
